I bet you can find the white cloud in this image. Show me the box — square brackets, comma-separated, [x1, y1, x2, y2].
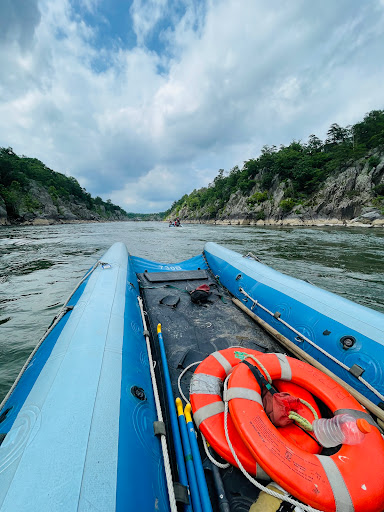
[109, 164, 211, 212]
[78, 0, 101, 15]
[0, 0, 384, 212]
[130, 0, 169, 46]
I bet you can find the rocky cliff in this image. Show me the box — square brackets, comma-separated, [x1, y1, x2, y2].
[175, 152, 384, 227]
[0, 179, 127, 226]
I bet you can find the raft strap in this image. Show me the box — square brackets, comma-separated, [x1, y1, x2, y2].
[173, 482, 190, 505]
[153, 421, 167, 437]
[241, 360, 277, 394]
[348, 364, 364, 378]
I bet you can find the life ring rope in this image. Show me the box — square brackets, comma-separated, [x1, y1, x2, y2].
[242, 352, 320, 431]
[242, 353, 273, 384]
[227, 352, 384, 512]
[222, 374, 321, 512]
[289, 410, 314, 431]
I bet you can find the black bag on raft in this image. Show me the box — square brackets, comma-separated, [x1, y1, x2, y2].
[189, 284, 211, 304]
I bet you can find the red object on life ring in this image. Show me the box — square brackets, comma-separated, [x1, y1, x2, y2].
[190, 348, 321, 478]
[274, 380, 321, 454]
[228, 353, 384, 512]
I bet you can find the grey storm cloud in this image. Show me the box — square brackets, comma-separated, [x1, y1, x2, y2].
[0, 0, 41, 50]
[0, 0, 384, 212]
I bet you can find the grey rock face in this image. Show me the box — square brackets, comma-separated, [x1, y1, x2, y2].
[0, 196, 8, 225]
[1, 180, 126, 225]
[177, 152, 384, 227]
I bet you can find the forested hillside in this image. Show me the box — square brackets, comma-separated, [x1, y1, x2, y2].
[166, 110, 384, 226]
[0, 148, 128, 224]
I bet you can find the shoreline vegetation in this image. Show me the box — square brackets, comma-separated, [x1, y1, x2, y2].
[1, 109, 384, 228]
[165, 109, 384, 228]
[0, 148, 162, 226]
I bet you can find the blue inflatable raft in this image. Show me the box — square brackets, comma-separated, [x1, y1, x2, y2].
[0, 241, 383, 511]
[0, 243, 169, 511]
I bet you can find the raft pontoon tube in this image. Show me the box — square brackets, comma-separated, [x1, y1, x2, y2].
[0, 241, 383, 512]
[204, 242, 384, 413]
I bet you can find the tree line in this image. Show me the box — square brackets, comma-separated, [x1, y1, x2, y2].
[165, 109, 384, 219]
[0, 148, 128, 219]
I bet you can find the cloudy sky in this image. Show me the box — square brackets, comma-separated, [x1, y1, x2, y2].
[1, 0, 384, 212]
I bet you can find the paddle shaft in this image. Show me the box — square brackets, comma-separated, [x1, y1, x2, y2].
[209, 459, 230, 512]
[176, 399, 203, 512]
[157, 325, 192, 511]
[232, 297, 384, 423]
[185, 404, 213, 512]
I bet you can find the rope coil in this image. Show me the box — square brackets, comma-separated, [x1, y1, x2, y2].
[223, 375, 321, 512]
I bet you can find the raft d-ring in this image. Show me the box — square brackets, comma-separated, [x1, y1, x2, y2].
[295, 336, 305, 343]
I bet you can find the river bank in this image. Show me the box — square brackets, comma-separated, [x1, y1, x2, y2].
[180, 216, 384, 228]
[170, 150, 384, 227]
[0, 217, 129, 227]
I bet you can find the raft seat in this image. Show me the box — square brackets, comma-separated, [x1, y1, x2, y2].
[144, 269, 208, 282]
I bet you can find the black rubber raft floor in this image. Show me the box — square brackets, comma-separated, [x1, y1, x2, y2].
[138, 268, 288, 511]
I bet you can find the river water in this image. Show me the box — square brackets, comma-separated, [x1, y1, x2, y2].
[0, 221, 383, 400]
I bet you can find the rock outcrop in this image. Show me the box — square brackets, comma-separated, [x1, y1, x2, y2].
[0, 179, 127, 225]
[176, 152, 384, 227]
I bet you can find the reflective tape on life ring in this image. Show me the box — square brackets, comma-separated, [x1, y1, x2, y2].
[223, 387, 263, 405]
[228, 353, 384, 512]
[275, 353, 292, 380]
[193, 401, 225, 429]
[190, 347, 267, 476]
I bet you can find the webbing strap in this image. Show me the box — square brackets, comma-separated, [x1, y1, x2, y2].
[224, 386, 263, 406]
[255, 463, 270, 481]
[315, 455, 354, 512]
[211, 351, 232, 375]
[275, 353, 292, 380]
[193, 402, 225, 429]
[242, 360, 277, 394]
[173, 482, 190, 505]
[334, 408, 382, 432]
[241, 360, 321, 447]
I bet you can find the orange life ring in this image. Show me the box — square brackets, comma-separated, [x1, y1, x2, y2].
[190, 348, 321, 477]
[228, 353, 384, 512]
